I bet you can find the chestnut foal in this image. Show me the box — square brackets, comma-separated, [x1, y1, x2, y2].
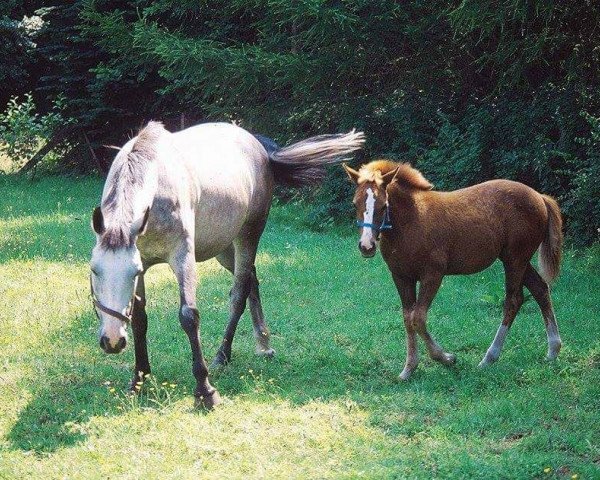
[344, 160, 563, 380]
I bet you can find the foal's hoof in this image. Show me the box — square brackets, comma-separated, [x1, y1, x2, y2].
[256, 347, 275, 358]
[546, 341, 561, 361]
[194, 389, 222, 410]
[399, 367, 415, 381]
[478, 356, 497, 368]
[439, 353, 457, 366]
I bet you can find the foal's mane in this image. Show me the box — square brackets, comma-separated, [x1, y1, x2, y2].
[101, 121, 165, 249]
[358, 159, 432, 190]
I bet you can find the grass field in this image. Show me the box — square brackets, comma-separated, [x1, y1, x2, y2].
[0, 174, 599, 479]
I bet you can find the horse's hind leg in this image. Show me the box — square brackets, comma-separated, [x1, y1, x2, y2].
[248, 265, 275, 357]
[130, 273, 151, 391]
[523, 263, 561, 360]
[211, 235, 262, 367]
[213, 245, 274, 366]
[479, 262, 526, 367]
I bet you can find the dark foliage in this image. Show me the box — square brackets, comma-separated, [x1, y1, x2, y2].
[1, 0, 598, 244]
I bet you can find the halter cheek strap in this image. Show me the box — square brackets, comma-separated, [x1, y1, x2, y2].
[90, 275, 140, 324]
[356, 204, 392, 232]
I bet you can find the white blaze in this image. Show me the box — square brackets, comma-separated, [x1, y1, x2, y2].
[360, 188, 376, 249]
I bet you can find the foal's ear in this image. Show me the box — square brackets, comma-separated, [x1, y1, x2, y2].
[381, 167, 399, 186]
[342, 163, 360, 184]
[138, 207, 151, 236]
[91, 207, 105, 235]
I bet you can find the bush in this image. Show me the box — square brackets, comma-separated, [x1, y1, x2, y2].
[565, 112, 600, 246]
[0, 93, 70, 171]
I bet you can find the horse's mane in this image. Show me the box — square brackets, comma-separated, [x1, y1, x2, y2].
[101, 121, 166, 249]
[358, 159, 432, 190]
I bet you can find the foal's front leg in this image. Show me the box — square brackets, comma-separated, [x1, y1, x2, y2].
[171, 243, 221, 409]
[413, 274, 457, 368]
[391, 274, 418, 381]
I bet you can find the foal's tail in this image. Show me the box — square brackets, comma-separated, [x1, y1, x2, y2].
[539, 195, 563, 283]
[262, 131, 365, 188]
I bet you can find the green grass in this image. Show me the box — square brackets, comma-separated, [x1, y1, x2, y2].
[0, 174, 599, 479]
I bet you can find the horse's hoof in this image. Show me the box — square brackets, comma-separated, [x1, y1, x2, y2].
[194, 390, 222, 410]
[128, 381, 144, 395]
[399, 368, 414, 381]
[256, 347, 275, 358]
[210, 353, 230, 370]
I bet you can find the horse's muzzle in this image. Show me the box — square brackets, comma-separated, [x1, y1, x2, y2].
[100, 335, 127, 354]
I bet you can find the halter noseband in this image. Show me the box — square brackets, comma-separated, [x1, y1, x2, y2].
[90, 275, 140, 324]
[356, 203, 392, 232]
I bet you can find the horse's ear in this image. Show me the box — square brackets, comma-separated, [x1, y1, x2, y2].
[92, 207, 105, 235]
[342, 163, 360, 184]
[138, 207, 150, 236]
[382, 167, 399, 186]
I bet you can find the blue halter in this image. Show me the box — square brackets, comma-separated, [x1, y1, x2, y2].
[356, 204, 392, 232]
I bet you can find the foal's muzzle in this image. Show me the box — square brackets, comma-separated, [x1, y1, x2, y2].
[359, 241, 377, 258]
[100, 335, 127, 354]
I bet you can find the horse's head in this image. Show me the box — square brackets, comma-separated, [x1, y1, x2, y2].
[90, 206, 149, 354]
[343, 163, 398, 258]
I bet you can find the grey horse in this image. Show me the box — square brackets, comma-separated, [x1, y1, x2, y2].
[90, 121, 364, 408]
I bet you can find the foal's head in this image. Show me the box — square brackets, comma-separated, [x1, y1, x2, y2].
[90, 207, 149, 354]
[343, 161, 399, 257]
[344, 160, 432, 257]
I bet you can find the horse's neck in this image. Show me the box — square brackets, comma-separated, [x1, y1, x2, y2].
[102, 157, 158, 230]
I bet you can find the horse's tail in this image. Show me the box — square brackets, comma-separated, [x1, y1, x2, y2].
[263, 130, 365, 188]
[539, 194, 563, 283]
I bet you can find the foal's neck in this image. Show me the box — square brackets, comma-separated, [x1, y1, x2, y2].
[387, 182, 418, 226]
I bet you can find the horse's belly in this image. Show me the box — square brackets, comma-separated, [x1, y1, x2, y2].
[193, 212, 246, 261]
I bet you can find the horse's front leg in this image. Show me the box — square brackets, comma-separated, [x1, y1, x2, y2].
[171, 242, 221, 409]
[130, 273, 151, 391]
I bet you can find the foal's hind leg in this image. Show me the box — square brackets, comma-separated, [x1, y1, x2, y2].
[523, 263, 561, 360]
[479, 263, 526, 367]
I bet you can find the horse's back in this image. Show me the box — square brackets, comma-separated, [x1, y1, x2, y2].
[438, 180, 548, 269]
[168, 123, 273, 260]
